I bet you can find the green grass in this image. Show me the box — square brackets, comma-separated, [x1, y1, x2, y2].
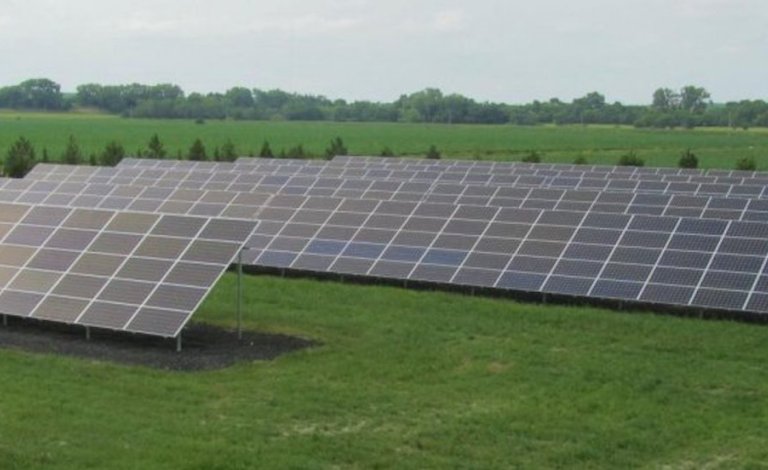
[1, 111, 768, 168]
[2, 274, 768, 468]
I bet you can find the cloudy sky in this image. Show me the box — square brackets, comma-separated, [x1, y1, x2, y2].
[0, 0, 765, 103]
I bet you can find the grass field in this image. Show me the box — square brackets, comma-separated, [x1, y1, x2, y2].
[2, 111, 768, 468]
[1, 111, 768, 168]
[2, 274, 768, 468]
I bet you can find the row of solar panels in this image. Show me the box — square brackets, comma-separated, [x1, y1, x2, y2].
[116, 158, 768, 185]
[22, 163, 768, 200]
[12, 158, 766, 316]
[31, 160, 768, 188]
[4, 177, 768, 223]
[118, 155, 767, 179]
[27, 166, 768, 200]
[2, 156, 768, 340]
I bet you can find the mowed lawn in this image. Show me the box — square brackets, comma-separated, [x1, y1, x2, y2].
[1, 274, 768, 468]
[1, 111, 768, 168]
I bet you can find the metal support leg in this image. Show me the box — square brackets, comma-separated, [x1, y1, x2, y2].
[85, 326, 91, 341]
[237, 249, 243, 341]
[176, 334, 182, 353]
[2, 314, 7, 327]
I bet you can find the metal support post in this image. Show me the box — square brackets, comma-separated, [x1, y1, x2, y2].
[85, 326, 91, 341]
[2, 314, 7, 327]
[176, 334, 182, 353]
[237, 248, 243, 341]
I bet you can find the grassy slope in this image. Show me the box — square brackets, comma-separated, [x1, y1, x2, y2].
[1, 274, 768, 468]
[1, 111, 767, 168]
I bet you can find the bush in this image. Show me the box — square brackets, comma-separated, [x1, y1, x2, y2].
[325, 136, 348, 160]
[220, 140, 237, 162]
[187, 138, 207, 161]
[573, 156, 588, 165]
[99, 141, 125, 166]
[735, 157, 756, 171]
[285, 144, 307, 159]
[426, 145, 441, 160]
[618, 150, 644, 167]
[146, 134, 166, 159]
[678, 149, 698, 169]
[61, 135, 82, 165]
[4, 136, 36, 178]
[259, 141, 274, 158]
[521, 150, 542, 163]
[380, 146, 396, 157]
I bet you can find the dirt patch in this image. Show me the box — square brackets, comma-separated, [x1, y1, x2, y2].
[0, 318, 316, 371]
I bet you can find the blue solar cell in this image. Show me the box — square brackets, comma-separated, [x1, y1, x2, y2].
[257, 251, 298, 268]
[292, 254, 335, 271]
[410, 264, 458, 282]
[306, 240, 347, 256]
[667, 234, 720, 252]
[381, 246, 426, 262]
[496, 271, 546, 291]
[629, 205, 665, 216]
[651, 267, 703, 286]
[452, 268, 501, 287]
[261, 175, 291, 185]
[343, 242, 386, 259]
[677, 218, 728, 235]
[581, 213, 630, 229]
[422, 249, 467, 266]
[591, 280, 643, 300]
[709, 254, 764, 273]
[692, 289, 749, 311]
[719, 238, 768, 256]
[543, 276, 593, 295]
[628, 215, 677, 232]
[746, 294, 768, 313]
[640, 284, 695, 305]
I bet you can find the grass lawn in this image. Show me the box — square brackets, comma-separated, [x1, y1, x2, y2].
[1, 111, 767, 169]
[1, 274, 767, 468]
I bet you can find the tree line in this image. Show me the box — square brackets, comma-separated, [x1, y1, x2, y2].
[1, 78, 767, 129]
[1, 134, 357, 177]
[4, 133, 759, 180]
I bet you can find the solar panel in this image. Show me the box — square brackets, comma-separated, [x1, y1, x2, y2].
[27, 161, 768, 190]
[9, 174, 768, 223]
[10, 156, 768, 325]
[119, 155, 760, 180]
[0, 202, 256, 338]
[235, 196, 768, 315]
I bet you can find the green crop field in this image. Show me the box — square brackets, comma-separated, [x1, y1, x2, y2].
[1, 111, 768, 168]
[2, 274, 768, 468]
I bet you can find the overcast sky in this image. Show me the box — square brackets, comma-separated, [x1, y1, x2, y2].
[0, 0, 766, 104]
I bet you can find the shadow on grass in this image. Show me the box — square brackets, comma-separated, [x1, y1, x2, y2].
[0, 318, 317, 371]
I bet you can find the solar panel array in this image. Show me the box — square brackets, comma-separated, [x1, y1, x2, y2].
[17, 164, 768, 222]
[0, 201, 256, 338]
[0, 175, 768, 221]
[3, 155, 768, 340]
[238, 196, 768, 313]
